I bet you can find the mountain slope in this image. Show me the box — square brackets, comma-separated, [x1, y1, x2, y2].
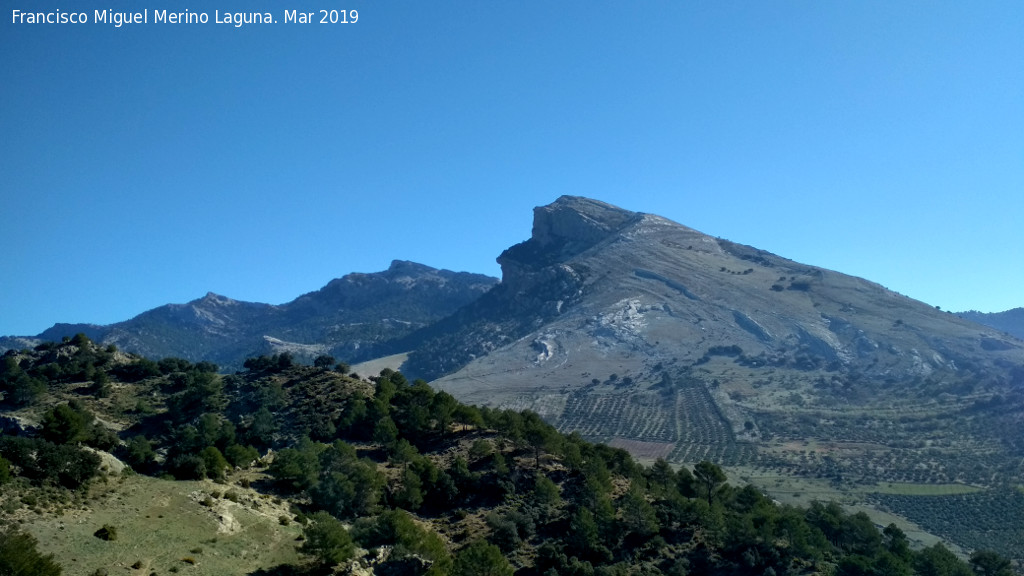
[2, 261, 498, 371]
[959, 308, 1024, 341]
[425, 196, 1024, 487]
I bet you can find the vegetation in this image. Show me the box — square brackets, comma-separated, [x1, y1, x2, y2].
[0, 339, 1019, 574]
[0, 526, 62, 575]
[872, 489, 1024, 561]
[300, 511, 355, 565]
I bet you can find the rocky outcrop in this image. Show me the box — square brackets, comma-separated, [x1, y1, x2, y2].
[530, 196, 638, 251]
[498, 196, 639, 282]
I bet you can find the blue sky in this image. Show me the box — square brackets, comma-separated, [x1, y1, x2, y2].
[2, 1, 1022, 336]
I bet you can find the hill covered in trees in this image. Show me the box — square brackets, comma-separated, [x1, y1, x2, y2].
[1, 336, 1019, 576]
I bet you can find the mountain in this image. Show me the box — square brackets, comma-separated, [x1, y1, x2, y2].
[959, 308, 1024, 341]
[5, 197, 1024, 562]
[419, 196, 1024, 489]
[4, 196, 1022, 490]
[1, 261, 497, 371]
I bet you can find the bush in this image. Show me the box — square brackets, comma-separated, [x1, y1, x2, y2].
[94, 524, 118, 541]
[301, 511, 355, 566]
[452, 540, 513, 576]
[124, 436, 156, 471]
[168, 454, 206, 480]
[485, 512, 521, 552]
[113, 358, 161, 382]
[353, 509, 451, 574]
[0, 454, 10, 485]
[200, 446, 229, 481]
[225, 444, 260, 468]
[314, 355, 336, 369]
[42, 400, 118, 450]
[0, 356, 46, 406]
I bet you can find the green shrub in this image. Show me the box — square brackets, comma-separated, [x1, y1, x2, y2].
[94, 524, 118, 541]
[225, 444, 260, 468]
[301, 511, 355, 566]
[452, 540, 513, 576]
[124, 436, 156, 472]
[200, 446, 229, 481]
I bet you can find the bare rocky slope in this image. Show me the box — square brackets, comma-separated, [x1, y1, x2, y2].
[417, 196, 1024, 488]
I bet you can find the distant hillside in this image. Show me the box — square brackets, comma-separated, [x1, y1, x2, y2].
[0, 261, 497, 371]
[959, 308, 1024, 341]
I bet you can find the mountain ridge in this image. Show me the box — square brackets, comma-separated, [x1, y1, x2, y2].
[3, 196, 1023, 569]
[958, 308, 1024, 341]
[4, 196, 1022, 487]
[1, 260, 498, 371]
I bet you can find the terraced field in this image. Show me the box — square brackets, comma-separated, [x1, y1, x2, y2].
[555, 375, 758, 465]
[558, 391, 677, 443]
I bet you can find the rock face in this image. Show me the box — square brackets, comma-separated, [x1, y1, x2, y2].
[1, 261, 497, 371]
[514, 196, 638, 260]
[421, 196, 1024, 487]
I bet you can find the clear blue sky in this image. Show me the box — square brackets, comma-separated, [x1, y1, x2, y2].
[2, 1, 1022, 336]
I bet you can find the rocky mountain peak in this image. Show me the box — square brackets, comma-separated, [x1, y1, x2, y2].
[497, 196, 641, 283]
[386, 260, 436, 274]
[531, 196, 638, 249]
[199, 292, 237, 306]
